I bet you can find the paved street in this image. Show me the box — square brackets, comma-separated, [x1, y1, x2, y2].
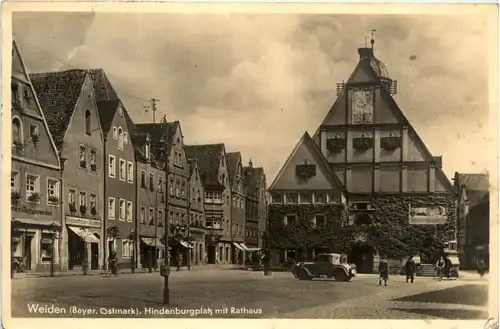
[11, 267, 489, 319]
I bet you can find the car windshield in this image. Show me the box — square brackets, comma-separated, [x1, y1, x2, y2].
[314, 255, 331, 263]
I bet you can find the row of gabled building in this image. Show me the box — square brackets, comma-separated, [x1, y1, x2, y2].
[10, 40, 267, 274]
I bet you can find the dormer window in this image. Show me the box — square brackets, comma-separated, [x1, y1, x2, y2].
[11, 83, 19, 104]
[145, 143, 150, 160]
[12, 117, 23, 145]
[85, 110, 92, 135]
[117, 128, 124, 150]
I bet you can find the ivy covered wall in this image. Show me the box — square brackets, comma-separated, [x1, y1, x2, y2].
[266, 194, 456, 263]
[371, 194, 456, 262]
[266, 204, 348, 254]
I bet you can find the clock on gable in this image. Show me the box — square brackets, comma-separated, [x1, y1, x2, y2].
[351, 87, 374, 124]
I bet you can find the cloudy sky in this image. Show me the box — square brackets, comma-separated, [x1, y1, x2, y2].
[12, 9, 495, 183]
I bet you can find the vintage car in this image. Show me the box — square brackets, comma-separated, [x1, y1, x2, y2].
[292, 253, 357, 281]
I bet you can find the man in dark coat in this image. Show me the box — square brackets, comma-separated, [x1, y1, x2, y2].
[436, 256, 445, 281]
[378, 255, 389, 286]
[405, 256, 416, 283]
[478, 258, 487, 278]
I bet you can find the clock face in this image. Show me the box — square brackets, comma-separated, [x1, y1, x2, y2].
[352, 87, 374, 124]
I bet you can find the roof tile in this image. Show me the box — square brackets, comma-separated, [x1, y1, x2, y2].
[30, 70, 88, 147]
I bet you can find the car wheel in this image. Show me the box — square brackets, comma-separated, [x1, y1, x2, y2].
[334, 270, 351, 282]
[298, 269, 312, 280]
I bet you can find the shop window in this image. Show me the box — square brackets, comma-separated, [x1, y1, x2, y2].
[40, 233, 54, 262]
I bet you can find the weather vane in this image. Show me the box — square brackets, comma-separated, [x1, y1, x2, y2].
[370, 29, 376, 48]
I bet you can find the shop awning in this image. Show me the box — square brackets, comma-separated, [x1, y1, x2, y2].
[180, 240, 194, 249]
[141, 237, 165, 248]
[141, 237, 154, 246]
[238, 243, 250, 251]
[68, 226, 99, 243]
[13, 218, 61, 228]
[233, 242, 245, 251]
[246, 247, 261, 252]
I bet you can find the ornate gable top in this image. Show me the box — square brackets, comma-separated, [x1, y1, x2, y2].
[357, 46, 391, 81]
[185, 143, 225, 188]
[226, 152, 241, 186]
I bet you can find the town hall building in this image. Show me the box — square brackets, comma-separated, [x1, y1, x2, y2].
[268, 37, 456, 273]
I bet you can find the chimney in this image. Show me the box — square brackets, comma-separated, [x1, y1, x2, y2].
[358, 47, 374, 60]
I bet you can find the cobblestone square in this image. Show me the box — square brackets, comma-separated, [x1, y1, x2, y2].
[11, 268, 489, 319]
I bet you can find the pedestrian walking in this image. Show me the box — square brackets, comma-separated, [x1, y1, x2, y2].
[262, 251, 271, 276]
[436, 256, 445, 281]
[177, 253, 183, 271]
[405, 255, 416, 283]
[378, 255, 389, 286]
[109, 249, 118, 276]
[477, 258, 487, 278]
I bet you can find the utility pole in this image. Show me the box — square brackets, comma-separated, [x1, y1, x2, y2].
[161, 114, 170, 305]
[187, 176, 191, 270]
[145, 98, 161, 124]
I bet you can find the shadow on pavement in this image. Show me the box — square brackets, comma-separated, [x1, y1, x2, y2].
[391, 284, 488, 306]
[390, 308, 488, 320]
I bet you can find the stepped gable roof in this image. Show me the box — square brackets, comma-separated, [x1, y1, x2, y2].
[30, 70, 88, 147]
[185, 144, 225, 188]
[226, 152, 241, 186]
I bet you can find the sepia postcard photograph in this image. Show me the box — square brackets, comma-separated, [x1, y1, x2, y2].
[1, 2, 499, 328]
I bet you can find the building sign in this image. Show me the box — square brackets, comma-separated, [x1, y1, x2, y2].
[408, 205, 447, 225]
[11, 206, 52, 216]
[66, 216, 102, 228]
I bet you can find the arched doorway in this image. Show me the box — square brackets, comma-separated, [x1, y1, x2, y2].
[347, 242, 378, 274]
